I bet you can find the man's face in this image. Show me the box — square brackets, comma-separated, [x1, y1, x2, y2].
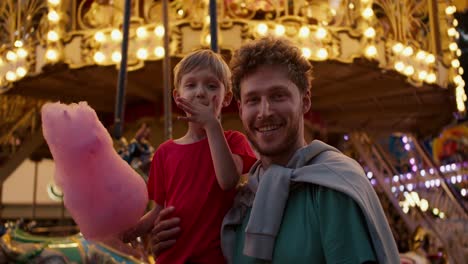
[238, 65, 310, 158]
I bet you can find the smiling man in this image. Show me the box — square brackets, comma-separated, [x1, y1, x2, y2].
[149, 37, 400, 264]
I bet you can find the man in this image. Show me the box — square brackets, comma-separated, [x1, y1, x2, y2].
[148, 37, 400, 263]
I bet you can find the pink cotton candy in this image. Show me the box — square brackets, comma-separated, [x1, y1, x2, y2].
[41, 101, 148, 240]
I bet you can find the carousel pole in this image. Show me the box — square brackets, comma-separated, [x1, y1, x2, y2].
[162, 0, 172, 139]
[113, 0, 132, 139]
[209, 0, 219, 52]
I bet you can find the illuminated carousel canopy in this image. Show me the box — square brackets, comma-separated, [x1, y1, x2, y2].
[0, 0, 466, 134]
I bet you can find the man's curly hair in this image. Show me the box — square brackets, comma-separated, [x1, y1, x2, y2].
[230, 37, 313, 101]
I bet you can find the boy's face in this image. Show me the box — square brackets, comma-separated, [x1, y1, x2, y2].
[238, 65, 310, 158]
[173, 67, 232, 117]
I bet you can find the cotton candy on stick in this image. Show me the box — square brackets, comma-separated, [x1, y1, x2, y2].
[41, 102, 148, 240]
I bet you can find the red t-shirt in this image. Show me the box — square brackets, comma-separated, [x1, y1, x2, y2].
[147, 130, 257, 264]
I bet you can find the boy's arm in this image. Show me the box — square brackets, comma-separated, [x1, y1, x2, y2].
[122, 203, 163, 242]
[205, 120, 242, 190]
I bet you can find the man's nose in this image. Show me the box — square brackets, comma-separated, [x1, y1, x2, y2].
[257, 98, 272, 119]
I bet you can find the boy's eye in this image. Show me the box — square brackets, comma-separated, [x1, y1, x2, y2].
[208, 84, 218, 90]
[185, 83, 195, 88]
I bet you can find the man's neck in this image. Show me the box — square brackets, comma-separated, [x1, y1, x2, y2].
[259, 138, 307, 170]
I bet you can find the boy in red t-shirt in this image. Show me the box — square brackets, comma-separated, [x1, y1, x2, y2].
[124, 49, 257, 264]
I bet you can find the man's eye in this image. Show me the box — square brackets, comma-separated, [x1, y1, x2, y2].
[246, 98, 259, 104]
[272, 93, 285, 100]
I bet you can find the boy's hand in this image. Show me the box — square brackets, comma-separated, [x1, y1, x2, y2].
[120, 226, 139, 243]
[175, 96, 220, 129]
[150, 207, 181, 257]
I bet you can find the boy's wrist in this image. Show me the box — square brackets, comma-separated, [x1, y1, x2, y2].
[203, 118, 222, 132]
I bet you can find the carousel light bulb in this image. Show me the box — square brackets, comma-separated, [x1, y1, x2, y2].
[365, 45, 377, 57]
[93, 51, 106, 63]
[453, 19, 458, 27]
[348, 3, 355, 9]
[425, 54, 435, 64]
[394, 61, 405, 72]
[418, 71, 428, 80]
[14, 40, 23, 48]
[449, 42, 458, 51]
[402, 46, 413, 57]
[420, 170, 426, 177]
[16, 48, 27, 59]
[275, 25, 285, 36]
[459, 67, 464, 75]
[47, 30, 59, 41]
[448, 27, 457, 37]
[136, 27, 148, 39]
[48, 10, 60, 22]
[16, 66, 27, 78]
[46, 49, 58, 61]
[420, 199, 429, 212]
[445, 6, 456, 15]
[362, 7, 374, 19]
[461, 188, 467, 197]
[94, 31, 106, 42]
[205, 35, 211, 45]
[299, 26, 310, 38]
[433, 208, 439, 215]
[154, 46, 165, 57]
[316, 48, 328, 60]
[48, 0, 60, 6]
[154, 25, 164, 37]
[111, 51, 121, 63]
[111, 29, 122, 41]
[392, 43, 404, 53]
[315, 27, 327, 39]
[364, 27, 376, 38]
[301, 47, 312, 59]
[257, 23, 268, 35]
[205, 15, 210, 24]
[451, 59, 460, 68]
[456, 49, 462, 57]
[439, 212, 445, 219]
[177, 9, 184, 17]
[136, 48, 148, 60]
[454, 75, 463, 84]
[6, 51, 17, 61]
[5, 71, 17, 81]
[416, 51, 426, 60]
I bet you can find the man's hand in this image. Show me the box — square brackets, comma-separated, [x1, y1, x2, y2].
[149, 206, 181, 257]
[175, 96, 220, 130]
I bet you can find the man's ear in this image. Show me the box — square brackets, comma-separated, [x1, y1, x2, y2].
[302, 90, 311, 114]
[223, 91, 233, 107]
[237, 99, 242, 118]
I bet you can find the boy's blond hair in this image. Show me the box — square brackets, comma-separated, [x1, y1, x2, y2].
[173, 49, 232, 92]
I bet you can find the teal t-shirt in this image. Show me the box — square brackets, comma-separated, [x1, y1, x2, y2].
[232, 184, 377, 263]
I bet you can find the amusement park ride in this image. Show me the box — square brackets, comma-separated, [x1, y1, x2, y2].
[0, 0, 467, 263]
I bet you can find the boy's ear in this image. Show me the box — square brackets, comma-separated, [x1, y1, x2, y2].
[222, 91, 233, 107]
[172, 89, 180, 100]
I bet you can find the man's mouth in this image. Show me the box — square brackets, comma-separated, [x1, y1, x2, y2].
[256, 124, 281, 132]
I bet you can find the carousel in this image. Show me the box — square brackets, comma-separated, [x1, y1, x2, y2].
[0, 0, 467, 263]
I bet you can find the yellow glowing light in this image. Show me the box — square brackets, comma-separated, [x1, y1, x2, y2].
[420, 199, 429, 212]
[394, 61, 405, 72]
[456, 49, 462, 57]
[459, 67, 464, 75]
[94, 31, 106, 42]
[93, 52, 106, 63]
[6, 51, 17, 61]
[299, 26, 310, 38]
[111, 29, 122, 41]
[48, 0, 60, 6]
[445, 6, 456, 15]
[48, 10, 60, 22]
[205, 16, 210, 24]
[454, 75, 463, 84]
[425, 54, 435, 64]
[316, 48, 328, 60]
[439, 212, 445, 219]
[418, 71, 428, 80]
[111, 51, 121, 63]
[257, 23, 268, 35]
[16, 67, 27, 78]
[177, 9, 184, 17]
[275, 25, 285, 36]
[348, 3, 355, 9]
[453, 19, 458, 27]
[154, 46, 165, 57]
[301, 47, 311, 59]
[426, 73, 436, 83]
[205, 35, 211, 44]
[330, 8, 336, 16]
[154, 25, 164, 37]
[315, 27, 327, 39]
[47, 30, 59, 41]
[392, 43, 404, 53]
[136, 48, 148, 60]
[449, 42, 458, 51]
[433, 208, 439, 215]
[452, 59, 460, 68]
[16, 48, 28, 59]
[364, 27, 376, 38]
[416, 51, 426, 60]
[46, 49, 58, 61]
[136, 27, 148, 39]
[448, 28, 457, 37]
[365, 45, 377, 57]
[403, 66, 414, 76]
[362, 7, 374, 18]
[402, 46, 413, 57]
[14, 40, 23, 48]
[5, 71, 17, 81]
